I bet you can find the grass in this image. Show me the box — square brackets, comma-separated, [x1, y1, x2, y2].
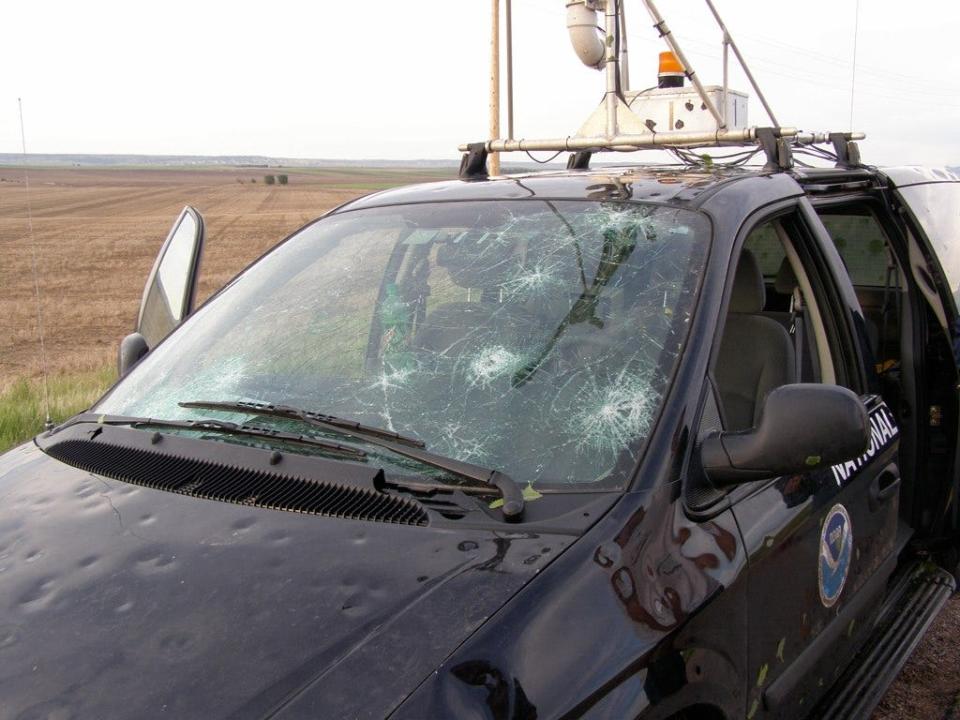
[0, 366, 115, 453]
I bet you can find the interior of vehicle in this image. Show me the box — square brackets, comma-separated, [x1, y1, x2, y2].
[711, 207, 914, 431]
[712, 216, 839, 433]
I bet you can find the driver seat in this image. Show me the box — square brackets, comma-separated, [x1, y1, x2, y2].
[715, 250, 796, 431]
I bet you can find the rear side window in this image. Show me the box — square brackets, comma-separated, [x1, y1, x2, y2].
[746, 222, 786, 278]
[818, 211, 897, 288]
[815, 204, 905, 383]
[896, 182, 960, 310]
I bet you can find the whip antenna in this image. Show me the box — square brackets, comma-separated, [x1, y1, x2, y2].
[18, 98, 53, 432]
[849, 0, 860, 131]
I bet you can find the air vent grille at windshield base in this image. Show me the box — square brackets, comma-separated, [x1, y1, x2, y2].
[45, 439, 428, 526]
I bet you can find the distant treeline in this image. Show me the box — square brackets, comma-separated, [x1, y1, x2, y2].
[0, 153, 462, 169]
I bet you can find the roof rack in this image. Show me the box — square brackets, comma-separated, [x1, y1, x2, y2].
[460, 0, 865, 179]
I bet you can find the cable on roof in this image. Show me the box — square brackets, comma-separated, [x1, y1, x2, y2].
[524, 150, 565, 165]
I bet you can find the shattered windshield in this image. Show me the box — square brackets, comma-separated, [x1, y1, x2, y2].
[97, 200, 709, 488]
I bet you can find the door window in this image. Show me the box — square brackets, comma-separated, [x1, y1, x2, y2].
[715, 216, 835, 430]
[138, 207, 204, 348]
[156, 214, 199, 321]
[819, 211, 897, 287]
[817, 207, 904, 373]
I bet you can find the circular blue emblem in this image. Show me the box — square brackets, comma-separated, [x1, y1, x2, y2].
[819, 504, 853, 607]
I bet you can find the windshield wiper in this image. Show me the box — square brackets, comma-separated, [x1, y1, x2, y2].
[53, 413, 367, 459]
[180, 400, 425, 447]
[178, 399, 525, 521]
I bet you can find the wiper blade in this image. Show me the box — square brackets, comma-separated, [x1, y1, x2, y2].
[178, 399, 525, 521]
[180, 400, 425, 447]
[54, 413, 367, 459]
[144, 418, 368, 459]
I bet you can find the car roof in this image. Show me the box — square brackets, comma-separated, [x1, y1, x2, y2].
[877, 166, 960, 187]
[337, 164, 771, 212]
[336, 163, 960, 217]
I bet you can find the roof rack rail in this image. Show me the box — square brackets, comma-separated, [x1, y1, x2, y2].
[458, 142, 489, 180]
[829, 132, 863, 168]
[566, 151, 593, 170]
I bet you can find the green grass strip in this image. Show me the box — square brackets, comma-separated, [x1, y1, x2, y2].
[0, 366, 115, 453]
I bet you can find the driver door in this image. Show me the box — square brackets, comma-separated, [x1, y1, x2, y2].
[719, 209, 900, 717]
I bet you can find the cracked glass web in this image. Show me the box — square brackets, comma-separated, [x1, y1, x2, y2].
[99, 200, 709, 488]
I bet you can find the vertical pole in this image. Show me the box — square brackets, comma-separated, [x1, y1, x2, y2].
[505, 0, 514, 140]
[619, 0, 630, 91]
[490, 0, 501, 175]
[703, 0, 779, 127]
[849, 0, 860, 131]
[604, 1, 618, 138]
[722, 34, 729, 127]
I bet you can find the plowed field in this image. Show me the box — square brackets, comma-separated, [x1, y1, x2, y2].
[0, 166, 450, 388]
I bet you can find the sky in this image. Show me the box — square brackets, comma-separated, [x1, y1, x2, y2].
[3, 0, 959, 166]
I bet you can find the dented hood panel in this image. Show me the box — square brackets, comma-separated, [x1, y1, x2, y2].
[0, 443, 571, 719]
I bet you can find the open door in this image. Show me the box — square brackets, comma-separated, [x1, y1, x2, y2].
[878, 169, 960, 555]
[118, 206, 205, 375]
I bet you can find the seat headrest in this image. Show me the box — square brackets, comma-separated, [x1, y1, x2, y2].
[436, 231, 518, 290]
[774, 257, 798, 295]
[729, 249, 765, 314]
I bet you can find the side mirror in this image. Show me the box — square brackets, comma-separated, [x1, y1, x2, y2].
[701, 384, 869, 485]
[118, 332, 149, 377]
[135, 206, 205, 350]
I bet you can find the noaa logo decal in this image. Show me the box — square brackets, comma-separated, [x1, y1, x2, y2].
[819, 504, 853, 608]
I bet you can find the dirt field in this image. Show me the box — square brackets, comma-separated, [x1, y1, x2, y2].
[874, 593, 960, 719]
[0, 166, 451, 389]
[0, 166, 957, 716]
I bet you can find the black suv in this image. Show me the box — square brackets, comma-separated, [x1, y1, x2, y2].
[1, 160, 958, 719]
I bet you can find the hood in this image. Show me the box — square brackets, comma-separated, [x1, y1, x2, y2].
[0, 442, 573, 719]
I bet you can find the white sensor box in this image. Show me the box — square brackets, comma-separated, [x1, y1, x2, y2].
[624, 85, 748, 134]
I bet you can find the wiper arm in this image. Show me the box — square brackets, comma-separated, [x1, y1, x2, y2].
[53, 413, 367, 459]
[180, 400, 425, 447]
[178, 399, 525, 521]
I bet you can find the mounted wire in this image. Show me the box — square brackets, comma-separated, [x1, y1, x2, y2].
[18, 98, 53, 432]
[667, 146, 761, 168]
[524, 150, 565, 165]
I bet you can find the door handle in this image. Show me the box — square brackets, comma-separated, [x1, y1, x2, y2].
[869, 463, 901, 511]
